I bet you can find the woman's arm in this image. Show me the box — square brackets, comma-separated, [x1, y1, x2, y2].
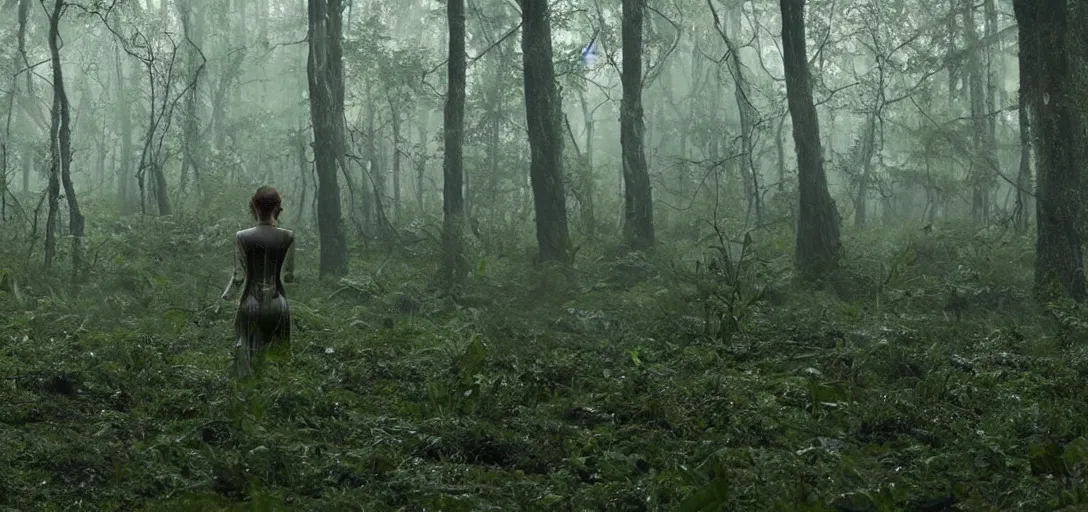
[283, 231, 296, 283]
[221, 234, 245, 300]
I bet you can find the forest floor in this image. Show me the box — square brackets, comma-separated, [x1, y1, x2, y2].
[3, 216, 1088, 511]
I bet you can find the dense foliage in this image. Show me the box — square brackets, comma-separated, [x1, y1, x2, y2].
[4, 207, 1088, 510]
[5, 0, 1088, 509]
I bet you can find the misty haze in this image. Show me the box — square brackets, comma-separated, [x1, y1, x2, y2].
[1, 0, 1085, 510]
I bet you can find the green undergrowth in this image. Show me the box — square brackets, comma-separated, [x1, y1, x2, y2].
[3, 217, 1088, 510]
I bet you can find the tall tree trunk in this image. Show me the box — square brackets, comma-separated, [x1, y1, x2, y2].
[520, 0, 572, 263]
[307, 0, 349, 277]
[177, 0, 203, 200]
[45, 0, 85, 286]
[94, 121, 107, 192]
[44, 9, 62, 269]
[415, 121, 428, 214]
[733, 49, 760, 226]
[984, 0, 998, 144]
[621, 0, 655, 249]
[780, 0, 841, 279]
[1014, 68, 1032, 234]
[853, 114, 876, 227]
[479, 46, 511, 225]
[711, 0, 760, 226]
[366, 93, 393, 242]
[152, 156, 171, 215]
[0, 145, 6, 221]
[210, 45, 245, 152]
[942, 3, 959, 222]
[16, 0, 32, 113]
[295, 126, 309, 227]
[577, 89, 596, 236]
[391, 104, 402, 223]
[115, 45, 136, 213]
[440, 0, 467, 288]
[231, 1, 245, 109]
[1014, 0, 1087, 300]
[45, 162, 59, 269]
[3, 94, 16, 214]
[21, 142, 32, 193]
[775, 111, 786, 192]
[964, 0, 990, 224]
[12, 0, 35, 195]
[132, 45, 172, 217]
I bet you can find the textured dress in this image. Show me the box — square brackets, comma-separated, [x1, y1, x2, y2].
[221, 224, 296, 378]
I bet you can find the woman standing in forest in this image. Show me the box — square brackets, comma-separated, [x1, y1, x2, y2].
[221, 186, 296, 378]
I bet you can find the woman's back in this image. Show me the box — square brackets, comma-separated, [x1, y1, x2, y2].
[236, 225, 294, 298]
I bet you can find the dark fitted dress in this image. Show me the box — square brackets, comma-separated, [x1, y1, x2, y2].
[221, 224, 296, 378]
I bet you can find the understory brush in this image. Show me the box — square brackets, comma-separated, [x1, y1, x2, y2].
[839, 221, 1035, 319]
[2, 217, 1088, 510]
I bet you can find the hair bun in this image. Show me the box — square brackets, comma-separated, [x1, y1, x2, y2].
[250, 186, 283, 220]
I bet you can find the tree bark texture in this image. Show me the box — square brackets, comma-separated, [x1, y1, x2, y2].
[963, 0, 992, 224]
[440, 0, 467, 287]
[1014, 72, 1032, 234]
[307, 0, 349, 278]
[1014, 0, 1088, 300]
[520, 0, 572, 263]
[45, 0, 85, 285]
[853, 114, 876, 227]
[621, 0, 655, 249]
[43, 0, 61, 270]
[780, 0, 841, 279]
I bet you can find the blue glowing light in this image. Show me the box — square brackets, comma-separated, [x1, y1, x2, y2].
[580, 39, 599, 68]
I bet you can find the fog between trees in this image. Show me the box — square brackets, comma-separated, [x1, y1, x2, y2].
[3, 0, 1088, 509]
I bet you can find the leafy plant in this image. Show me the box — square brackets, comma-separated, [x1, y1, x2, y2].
[692, 227, 765, 341]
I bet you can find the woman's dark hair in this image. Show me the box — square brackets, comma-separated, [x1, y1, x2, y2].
[250, 186, 283, 221]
